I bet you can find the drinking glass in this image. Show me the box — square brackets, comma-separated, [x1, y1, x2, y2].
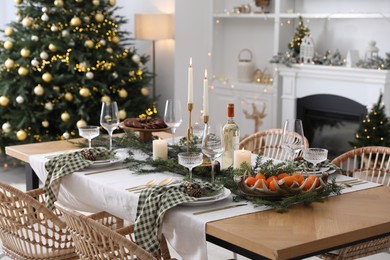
[281, 119, 305, 162]
[201, 124, 224, 182]
[164, 99, 183, 145]
[78, 125, 100, 148]
[100, 101, 120, 150]
[178, 152, 203, 181]
[303, 148, 328, 168]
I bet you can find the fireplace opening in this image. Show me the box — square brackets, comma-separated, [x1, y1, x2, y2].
[297, 95, 367, 159]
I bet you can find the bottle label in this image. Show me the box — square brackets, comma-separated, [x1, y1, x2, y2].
[233, 136, 240, 150]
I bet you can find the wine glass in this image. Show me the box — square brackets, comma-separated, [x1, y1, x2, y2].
[78, 125, 100, 149]
[164, 99, 183, 145]
[100, 101, 120, 150]
[281, 119, 305, 162]
[303, 148, 328, 169]
[178, 152, 203, 181]
[201, 124, 224, 182]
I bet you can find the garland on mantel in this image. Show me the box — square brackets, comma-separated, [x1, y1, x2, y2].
[72, 132, 343, 212]
[270, 49, 345, 67]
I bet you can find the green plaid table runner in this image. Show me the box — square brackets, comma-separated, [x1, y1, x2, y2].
[44, 147, 113, 209]
[134, 181, 223, 254]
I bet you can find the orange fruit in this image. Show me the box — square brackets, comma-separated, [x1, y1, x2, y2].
[245, 176, 257, 187]
[266, 176, 278, 183]
[282, 176, 296, 186]
[255, 173, 266, 180]
[256, 179, 268, 189]
[277, 173, 289, 180]
[302, 175, 319, 191]
[269, 179, 277, 191]
[292, 173, 305, 185]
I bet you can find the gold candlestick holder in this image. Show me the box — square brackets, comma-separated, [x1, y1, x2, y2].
[187, 103, 194, 152]
[203, 115, 209, 124]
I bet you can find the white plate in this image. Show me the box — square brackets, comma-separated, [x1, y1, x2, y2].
[180, 188, 231, 207]
[88, 148, 129, 168]
[196, 188, 225, 201]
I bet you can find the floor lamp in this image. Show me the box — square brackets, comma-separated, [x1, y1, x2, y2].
[135, 13, 174, 101]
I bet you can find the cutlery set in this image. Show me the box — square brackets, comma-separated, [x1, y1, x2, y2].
[126, 177, 177, 192]
[193, 203, 248, 215]
[335, 178, 368, 187]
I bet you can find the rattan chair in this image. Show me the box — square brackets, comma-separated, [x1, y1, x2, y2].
[0, 181, 78, 259]
[239, 128, 310, 160]
[55, 201, 172, 260]
[320, 146, 390, 259]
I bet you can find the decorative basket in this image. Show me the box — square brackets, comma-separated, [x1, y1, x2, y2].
[234, 172, 329, 198]
[237, 49, 255, 83]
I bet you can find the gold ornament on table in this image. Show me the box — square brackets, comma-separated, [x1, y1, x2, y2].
[243, 102, 267, 133]
[16, 130, 27, 141]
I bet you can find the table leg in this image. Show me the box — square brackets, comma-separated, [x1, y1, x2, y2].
[25, 163, 39, 190]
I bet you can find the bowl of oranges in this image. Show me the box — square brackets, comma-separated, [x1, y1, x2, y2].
[235, 171, 329, 198]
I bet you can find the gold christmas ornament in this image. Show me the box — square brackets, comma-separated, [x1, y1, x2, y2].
[92, 0, 100, 6]
[50, 25, 59, 32]
[106, 47, 113, 53]
[61, 112, 70, 122]
[4, 41, 13, 50]
[16, 130, 27, 141]
[111, 36, 120, 44]
[34, 84, 45, 96]
[42, 120, 49, 128]
[20, 48, 31, 58]
[15, 0, 23, 4]
[54, 0, 64, 7]
[0, 96, 10, 106]
[79, 87, 91, 97]
[53, 86, 60, 91]
[49, 43, 57, 52]
[22, 17, 33, 27]
[118, 109, 127, 120]
[4, 58, 15, 69]
[83, 16, 90, 23]
[18, 67, 29, 76]
[141, 87, 150, 96]
[4, 27, 13, 36]
[70, 16, 82, 27]
[95, 13, 104, 23]
[2, 122, 11, 133]
[76, 119, 87, 128]
[101, 95, 111, 103]
[42, 72, 52, 82]
[108, 0, 116, 6]
[118, 89, 128, 98]
[85, 40, 94, 48]
[64, 92, 73, 101]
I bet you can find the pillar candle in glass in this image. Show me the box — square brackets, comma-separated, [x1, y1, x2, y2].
[233, 148, 251, 169]
[153, 139, 168, 160]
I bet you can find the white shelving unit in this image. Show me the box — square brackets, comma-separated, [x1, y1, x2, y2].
[206, 0, 390, 134]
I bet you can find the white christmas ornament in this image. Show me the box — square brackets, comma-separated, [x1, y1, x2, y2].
[112, 72, 118, 78]
[40, 51, 49, 60]
[41, 13, 49, 22]
[99, 39, 106, 46]
[31, 59, 39, 66]
[76, 119, 87, 128]
[42, 120, 49, 128]
[69, 40, 75, 47]
[44, 102, 53, 110]
[34, 84, 44, 96]
[79, 62, 87, 69]
[132, 54, 141, 64]
[62, 131, 70, 139]
[62, 30, 69, 37]
[2, 122, 11, 133]
[31, 35, 39, 41]
[5, 27, 13, 36]
[86, 71, 94, 79]
[42, 7, 48, 13]
[16, 95, 24, 104]
[4, 58, 15, 69]
[51, 25, 58, 32]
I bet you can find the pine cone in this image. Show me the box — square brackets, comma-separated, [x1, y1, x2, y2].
[188, 188, 203, 198]
[181, 181, 193, 193]
[81, 149, 97, 161]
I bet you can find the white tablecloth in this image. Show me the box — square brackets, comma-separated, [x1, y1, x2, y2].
[29, 152, 382, 260]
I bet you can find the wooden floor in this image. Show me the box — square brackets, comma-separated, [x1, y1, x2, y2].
[0, 164, 388, 260]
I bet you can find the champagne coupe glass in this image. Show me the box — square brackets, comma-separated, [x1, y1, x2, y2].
[178, 152, 203, 181]
[281, 119, 305, 162]
[164, 99, 183, 145]
[78, 125, 100, 149]
[100, 101, 120, 150]
[201, 124, 224, 182]
[303, 148, 328, 169]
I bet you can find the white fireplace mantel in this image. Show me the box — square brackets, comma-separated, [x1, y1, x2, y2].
[278, 64, 390, 124]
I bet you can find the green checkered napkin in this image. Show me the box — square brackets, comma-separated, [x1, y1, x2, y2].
[44, 147, 113, 209]
[134, 181, 223, 254]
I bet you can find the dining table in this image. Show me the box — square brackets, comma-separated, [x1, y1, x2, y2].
[5, 136, 390, 260]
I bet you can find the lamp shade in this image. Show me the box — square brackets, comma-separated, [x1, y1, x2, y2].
[135, 14, 174, 40]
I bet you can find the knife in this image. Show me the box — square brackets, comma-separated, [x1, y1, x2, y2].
[193, 203, 248, 215]
[84, 166, 129, 176]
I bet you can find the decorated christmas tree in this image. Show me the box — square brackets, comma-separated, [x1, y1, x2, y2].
[350, 93, 390, 148]
[0, 0, 153, 154]
[288, 16, 310, 60]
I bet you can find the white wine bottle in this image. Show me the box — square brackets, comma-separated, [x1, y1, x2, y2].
[222, 104, 240, 169]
